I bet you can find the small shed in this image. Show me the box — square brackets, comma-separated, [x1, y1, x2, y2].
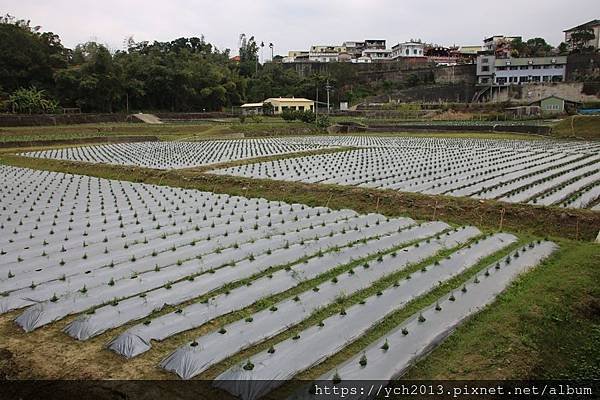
[529, 95, 581, 114]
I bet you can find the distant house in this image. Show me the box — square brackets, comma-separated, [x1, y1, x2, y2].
[361, 48, 392, 61]
[529, 95, 581, 114]
[391, 42, 425, 59]
[241, 97, 315, 115]
[564, 19, 600, 50]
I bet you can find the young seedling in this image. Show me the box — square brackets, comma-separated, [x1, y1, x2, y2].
[243, 360, 254, 371]
[359, 353, 368, 367]
[381, 339, 390, 351]
[332, 371, 342, 384]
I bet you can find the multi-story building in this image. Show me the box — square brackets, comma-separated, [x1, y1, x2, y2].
[343, 41, 366, 58]
[482, 35, 521, 57]
[282, 51, 309, 63]
[564, 19, 600, 50]
[361, 48, 392, 61]
[308, 45, 347, 62]
[477, 55, 567, 85]
[391, 41, 425, 59]
[365, 39, 386, 50]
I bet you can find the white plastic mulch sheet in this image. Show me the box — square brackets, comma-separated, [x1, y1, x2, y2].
[3, 207, 359, 313]
[160, 226, 488, 380]
[19, 139, 331, 169]
[211, 233, 519, 400]
[210, 136, 600, 210]
[59, 217, 408, 340]
[292, 241, 558, 400]
[108, 221, 447, 358]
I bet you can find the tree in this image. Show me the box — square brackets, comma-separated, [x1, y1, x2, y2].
[0, 14, 68, 92]
[569, 28, 596, 52]
[525, 38, 553, 56]
[557, 42, 569, 55]
[6, 86, 59, 114]
[510, 37, 552, 57]
[238, 34, 259, 77]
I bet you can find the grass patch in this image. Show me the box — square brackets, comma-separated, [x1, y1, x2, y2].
[404, 239, 600, 380]
[551, 116, 600, 140]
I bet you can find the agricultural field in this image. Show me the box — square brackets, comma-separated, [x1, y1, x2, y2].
[211, 136, 600, 210]
[16, 136, 600, 210]
[18, 139, 329, 169]
[0, 165, 560, 394]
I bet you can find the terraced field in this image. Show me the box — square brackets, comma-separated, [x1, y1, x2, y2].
[0, 165, 557, 395]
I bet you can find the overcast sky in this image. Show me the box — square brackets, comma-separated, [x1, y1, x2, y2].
[3, 0, 598, 56]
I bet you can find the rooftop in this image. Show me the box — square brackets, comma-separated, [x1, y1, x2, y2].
[564, 19, 600, 32]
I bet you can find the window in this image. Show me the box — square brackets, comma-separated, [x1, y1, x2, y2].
[533, 65, 541, 69]
[497, 66, 507, 70]
[555, 64, 564, 69]
[520, 65, 529, 70]
[531, 76, 541, 82]
[482, 58, 489, 64]
[510, 77, 518, 83]
[496, 77, 507, 84]
[519, 76, 529, 83]
[542, 76, 551, 82]
[413, 49, 418, 55]
[510, 66, 519, 70]
[481, 66, 490, 72]
[553, 76, 563, 82]
[406, 49, 409, 55]
[543, 65, 552, 69]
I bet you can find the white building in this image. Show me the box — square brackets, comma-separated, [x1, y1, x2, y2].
[361, 48, 392, 61]
[241, 97, 315, 115]
[477, 55, 567, 85]
[391, 42, 425, 59]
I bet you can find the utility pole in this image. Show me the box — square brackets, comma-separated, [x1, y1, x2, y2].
[315, 84, 319, 124]
[325, 79, 332, 115]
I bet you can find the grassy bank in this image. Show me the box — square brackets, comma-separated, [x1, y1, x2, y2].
[552, 115, 600, 140]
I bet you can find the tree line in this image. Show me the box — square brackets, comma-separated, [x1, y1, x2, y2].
[0, 14, 356, 113]
[1, 14, 595, 114]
